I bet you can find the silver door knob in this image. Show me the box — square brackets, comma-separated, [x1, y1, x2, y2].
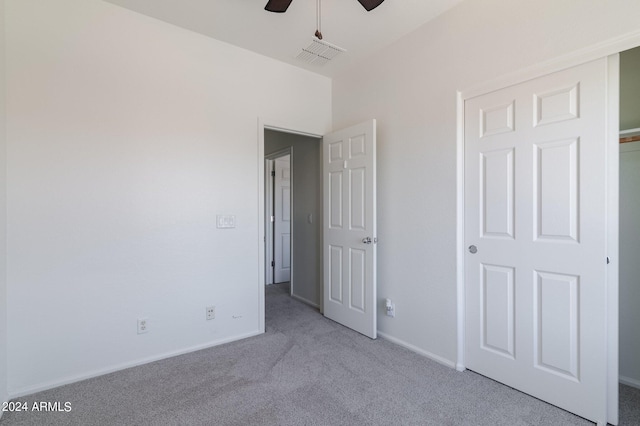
[362, 237, 372, 244]
[468, 245, 477, 254]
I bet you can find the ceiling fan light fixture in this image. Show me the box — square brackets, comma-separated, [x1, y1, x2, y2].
[357, 0, 385, 11]
[265, 0, 293, 13]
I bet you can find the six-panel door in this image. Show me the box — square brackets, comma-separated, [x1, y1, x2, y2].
[323, 120, 377, 339]
[464, 59, 608, 424]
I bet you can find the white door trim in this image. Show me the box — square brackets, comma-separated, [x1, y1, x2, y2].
[455, 90, 466, 373]
[456, 53, 622, 425]
[605, 54, 620, 426]
[257, 118, 323, 334]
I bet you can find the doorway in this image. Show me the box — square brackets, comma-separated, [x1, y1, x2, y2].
[265, 150, 292, 287]
[264, 129, 322, 309]
[260, 120, 379, 340]
[618, 46, 640, 391]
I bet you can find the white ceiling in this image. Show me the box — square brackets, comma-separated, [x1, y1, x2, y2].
[103, 0, 464, 77]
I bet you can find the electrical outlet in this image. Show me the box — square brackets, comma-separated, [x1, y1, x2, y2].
[385, 299, 395, 318]
[387, 303, 395, 317]
[137, 318, 149, 334]
[206, 306, 215, 320]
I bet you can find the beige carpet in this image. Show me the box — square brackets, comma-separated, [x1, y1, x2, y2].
[1, 283, 638, 425]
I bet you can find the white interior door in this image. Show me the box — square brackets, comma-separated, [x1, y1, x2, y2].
[323, 119, 377, 339]
[464, 59, 610, 424]
[274, 155, 291, 283]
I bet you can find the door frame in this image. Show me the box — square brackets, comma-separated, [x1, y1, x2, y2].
[257, 118, 323, 334]
[265, 148, 293, 288]
[455, 32, 640, 423]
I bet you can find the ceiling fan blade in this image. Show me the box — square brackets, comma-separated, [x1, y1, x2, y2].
[265, 0, 293, 13]
[357, 0, 384, 11]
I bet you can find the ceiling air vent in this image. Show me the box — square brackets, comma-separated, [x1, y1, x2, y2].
[296, 38, 346, 66]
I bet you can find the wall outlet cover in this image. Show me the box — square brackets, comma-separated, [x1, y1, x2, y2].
[206, 306, 215, 320]
[137, 318, 149, 334]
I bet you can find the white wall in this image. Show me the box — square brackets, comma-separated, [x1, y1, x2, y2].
[332, 0, 640, 364]
[0, 0, 8, 414]
[619, 141, 640, 387]
[5, 0, 330, 395]
[265, 130, 321, 307]
[620, 46, 640, 130]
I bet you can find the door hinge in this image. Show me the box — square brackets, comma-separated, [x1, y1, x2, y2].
[606, 256, 610, 265]
[271, 260, 275, 267]
[271, 170, 275, 177]
[270, 215, 275, 222]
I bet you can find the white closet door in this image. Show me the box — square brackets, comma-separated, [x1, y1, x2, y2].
[464, 59, 609, 424]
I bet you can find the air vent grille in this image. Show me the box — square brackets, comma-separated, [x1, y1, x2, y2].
[296, 38, 346, 66]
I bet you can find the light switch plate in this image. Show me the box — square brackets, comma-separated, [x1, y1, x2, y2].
[216, 215, 236, 229]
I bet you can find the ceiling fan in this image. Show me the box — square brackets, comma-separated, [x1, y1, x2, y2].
[265, 0, 385, 13]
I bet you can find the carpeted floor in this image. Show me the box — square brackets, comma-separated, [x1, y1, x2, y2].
[1, 283, 638, 425]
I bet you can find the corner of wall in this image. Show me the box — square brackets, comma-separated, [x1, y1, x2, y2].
[0, 0, 9, 414]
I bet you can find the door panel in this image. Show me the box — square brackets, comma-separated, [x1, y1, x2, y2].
[329, 172, 343, 228]
[349, 248, 366, 312]
[350, 167, 366, 230]
[465, 59, 608, 424]
[329, 246, 343, 302]
[323, 120, 377, 339]
[534, 271, 579, 380]
[534, 139, 579, 241]
[481, 264, 515, 359]
[481, 148, 515, 238]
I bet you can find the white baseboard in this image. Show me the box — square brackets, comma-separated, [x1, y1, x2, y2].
[620, 374, 640, 389]
[291, 293, 319, 309]
[8, 329, 263, 399]
[377, 331, 456, 369]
